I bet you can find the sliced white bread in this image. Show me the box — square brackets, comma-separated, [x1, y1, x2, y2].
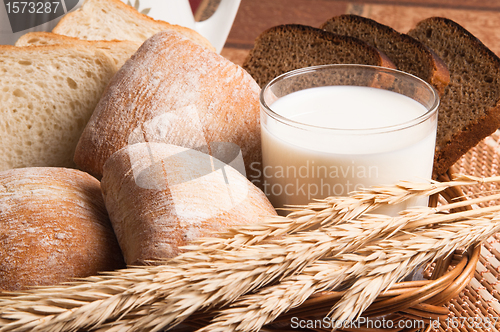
[0, 45, 117, 171]
[52, 0, 215, 52]
[15, 32, 141, 69]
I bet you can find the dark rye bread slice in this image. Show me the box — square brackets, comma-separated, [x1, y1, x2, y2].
[320, 15, 450, 96]
[408, 17, 500, 177]
[242, 24, 395, 88]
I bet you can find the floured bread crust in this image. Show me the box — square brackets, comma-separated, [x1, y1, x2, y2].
[74, 30, 262, 183]
[0, 167, 125, 291]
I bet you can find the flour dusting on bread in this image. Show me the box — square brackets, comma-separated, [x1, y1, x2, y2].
[75, 30, 262, 183]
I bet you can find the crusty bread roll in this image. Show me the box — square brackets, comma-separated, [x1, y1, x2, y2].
[0, 167, 125, 291]
[74, 30, 262, 184]
[101, 142, 276, 265]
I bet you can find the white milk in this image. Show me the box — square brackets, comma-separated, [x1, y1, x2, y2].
[261, 86, 437, 214]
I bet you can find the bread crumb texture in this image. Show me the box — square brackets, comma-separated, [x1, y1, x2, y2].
[408, 17, 500, 176]
[15, 32, 142, 69]
[242, 24, 393, 88]
[0, 45, 117, 171]
[321, 15, 444, 92]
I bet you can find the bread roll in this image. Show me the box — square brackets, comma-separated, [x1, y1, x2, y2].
[74, 30, 262, 184]
[0, 167, 125, 291]
[101, 142, 277, 265]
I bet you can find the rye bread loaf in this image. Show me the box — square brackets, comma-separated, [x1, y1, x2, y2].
[15, 32, 141, 69]
[408, 17, 500, 177]
[101, 142, 276, 265]
[242, 24, 396, 88]
[52, 0, 215, 52]
[0, 45, 117, 171]
[320, 15, 450, 96]
[74, 30, 262, 183]
[0, 167, 125, 291]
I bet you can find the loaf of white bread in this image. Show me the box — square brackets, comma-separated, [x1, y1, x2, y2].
[101, 142, 276, 265]
[74, 30, 262, 183]
[0, 167, 125, 291]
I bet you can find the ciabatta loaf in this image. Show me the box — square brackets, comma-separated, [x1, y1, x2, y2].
[74, 30, 262, 183]
[101, 143, 276, 265]
[0, 167, 125, 291]
[15, 32, 141, 69]
[242, 24, 396, 88]
[0, 45, 117, 171]
[321, 15, 450, 96]
[52, 0, 215, 52]
[408, 17, 500, 177]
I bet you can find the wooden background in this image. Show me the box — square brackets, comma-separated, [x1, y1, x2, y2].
[192, 0, 500, 66]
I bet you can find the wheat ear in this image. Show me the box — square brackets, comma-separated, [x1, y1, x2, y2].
[197, 213, 500, 332]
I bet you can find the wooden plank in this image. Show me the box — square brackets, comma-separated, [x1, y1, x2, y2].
[225, 0, 350, 48]
[338, 0, 500, 11]
[351, 3, 500, 56]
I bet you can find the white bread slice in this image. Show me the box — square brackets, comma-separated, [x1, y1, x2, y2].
[15, 32, 141, 69]
[52, 0, 215, 52]
[0, 45, 117, 171]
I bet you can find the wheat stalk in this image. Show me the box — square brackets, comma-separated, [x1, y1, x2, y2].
[194, 178, 475, 250]
[0, 176, 495, 332]
[191, 208, 500, 332]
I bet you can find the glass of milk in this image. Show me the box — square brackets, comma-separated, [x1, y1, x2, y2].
[259, 64, 439, 215]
